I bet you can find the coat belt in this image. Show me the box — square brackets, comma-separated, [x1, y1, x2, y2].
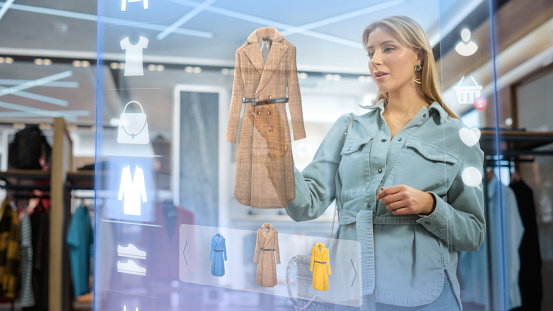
[260, 248, 275, 251]
[314, 260, 326, 264]
[243, 97, 288, 105]
[337, 209, 419, 295]
[212, 249, 224, 252]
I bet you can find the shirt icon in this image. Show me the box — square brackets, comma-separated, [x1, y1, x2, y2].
[121, 36, 149, 76]
[121, 0, 148, 11]
[118, 165, 147, 216]
[455, 28, 478, 57]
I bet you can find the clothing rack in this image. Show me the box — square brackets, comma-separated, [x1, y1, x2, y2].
[0, 118, 74, 310]
[478, 129, 553, 311]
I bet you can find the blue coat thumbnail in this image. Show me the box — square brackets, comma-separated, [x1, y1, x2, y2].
[209, 233, 227, 276]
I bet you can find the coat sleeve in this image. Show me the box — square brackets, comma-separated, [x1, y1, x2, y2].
[285, 114, 353, 221]
[325, 250, 331, 275]
[223, 239, 227, 261]
[253, 231, 260, 263]
[418, 142, 486, 252]
[309, 247, 315, 272]
[138, 168, 147, 203]
[287, 46, 306, 141]
[226, 50, 244, 143]
[118, 166, 127, 200]
[274, 232, 281, 265]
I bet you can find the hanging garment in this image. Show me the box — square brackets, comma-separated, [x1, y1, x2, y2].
[19, 212, 35, 307]
[27, 207, 49, 310]
[120, 36, 148, 76]
[0, 199, 20, 300]
[310, 242, 331, 291]
[510, 179, 543, 310]
[458, 176, 524, 310]
[209, 233, 227, 277]
[66, 205, 93, 297]
[253, 223, 280, 287]
[118, 165, 147, 216]
[226, 27, 306, 209]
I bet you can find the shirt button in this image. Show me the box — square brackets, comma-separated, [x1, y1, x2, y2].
[423, 114, 427, 118]
[257, 95, 261, 99]
[347, 147, 352, 151]
[398, 138, 402, 141]
[381, 139, 387, 142]
[378, 168, 382, 174]
[367, 203, 372, 208]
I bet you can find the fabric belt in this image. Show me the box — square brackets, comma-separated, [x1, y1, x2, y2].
[243, 97, 288, 106]
[337, 209, 419, 295]
[314, 260, 326, 264]
[212, 250, 224, 252]
[260, 248, 275, 251]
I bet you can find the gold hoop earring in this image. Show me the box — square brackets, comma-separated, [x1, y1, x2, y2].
[413, 64, 422, 84]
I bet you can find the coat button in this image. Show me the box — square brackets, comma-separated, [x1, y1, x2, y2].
[423, 114, 427, 118]
[269, 95, 272, 99]
[367, 203, 372, 208]
[347, 147, 352, 151]
[257, 95, 261, 99]
[378, 168, 382, 174]
[398, 138, 402, 141]
[381, 139, 387, 142]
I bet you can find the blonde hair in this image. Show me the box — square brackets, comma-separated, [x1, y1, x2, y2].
[362, 16, 459, 119]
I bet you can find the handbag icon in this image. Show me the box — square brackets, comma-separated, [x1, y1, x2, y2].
[117, 100, 150, 144]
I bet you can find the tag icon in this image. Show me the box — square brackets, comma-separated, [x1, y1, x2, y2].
[117, 101, 150, 144]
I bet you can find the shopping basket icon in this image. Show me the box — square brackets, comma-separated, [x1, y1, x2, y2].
[454, 76, 482, 104]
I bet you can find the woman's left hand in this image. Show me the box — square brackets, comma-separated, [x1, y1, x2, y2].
[376, 185, 435, 215]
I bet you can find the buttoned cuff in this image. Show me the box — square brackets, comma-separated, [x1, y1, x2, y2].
[416, 192, 448, 235]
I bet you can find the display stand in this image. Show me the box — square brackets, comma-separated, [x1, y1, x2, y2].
[479, 129, 553, 310]
[0, 118, 74, 311]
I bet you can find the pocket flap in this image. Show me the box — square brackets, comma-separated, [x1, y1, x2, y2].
[405, 139, 458, 164]
[340, 137, 373, 155]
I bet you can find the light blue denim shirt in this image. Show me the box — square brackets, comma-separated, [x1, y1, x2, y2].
[286, 100, 485, 307]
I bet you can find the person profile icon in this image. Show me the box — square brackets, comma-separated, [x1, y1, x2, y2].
[455, 28, 478, 56]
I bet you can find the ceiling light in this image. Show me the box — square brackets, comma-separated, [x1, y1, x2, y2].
[185, 66, 193, 73]
[358, 76, 366, 82]
[34, 58, 43, 65]
[39, 123, 52, 130]
[325, 74, 333, 80]
[5, 57, 13, 64]
[43, 59, 52, 66]
[13, 123, 25, 129]
[110, 62, 118, 69]
[0, 57, 4, 63]
[193, 67, 201, 74]
[299, 73, 308, 79]
[333, 74, 341, 81]
[73, 60, 82, 67]
[221, 68, 229, 75]
[156, 65, 164, 71]
[82, 61, 90, 67]
[118, 63, 125, 69]
[148, 64, 156, 71]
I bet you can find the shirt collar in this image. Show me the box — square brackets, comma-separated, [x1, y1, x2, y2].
[369, 100, 448, 124]
[246, 27, 284, 43]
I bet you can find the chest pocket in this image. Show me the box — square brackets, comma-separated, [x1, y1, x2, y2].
[338, 137, 373, 201]
[391, 138, 459, 196]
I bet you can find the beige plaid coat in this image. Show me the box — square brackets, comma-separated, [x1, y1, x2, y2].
[253, 223, 280, 287]
[226, 27, 306, 209]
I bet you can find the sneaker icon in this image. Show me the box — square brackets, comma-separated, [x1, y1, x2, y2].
[117, 259, 146, 276]
[117, 243, 147, 259]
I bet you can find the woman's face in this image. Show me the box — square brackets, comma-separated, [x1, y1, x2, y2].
[366, 27, 421, 94]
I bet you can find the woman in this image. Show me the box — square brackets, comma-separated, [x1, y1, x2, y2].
[285, 16, 485, 310]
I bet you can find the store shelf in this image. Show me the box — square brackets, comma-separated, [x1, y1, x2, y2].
[0, 169, 51, 191]
[66, 171, 95, 190]
[479, 130, 553, 155]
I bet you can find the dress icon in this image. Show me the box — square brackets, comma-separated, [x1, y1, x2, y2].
[118, 165, 147, 216]
[253, 223, 280, 287]
[455, 28, 478, 56]
[310, 242, 331, 291]
[120, 36, 149, 76]
[121, 0, 148, 11]
[209, 233, 227, 277]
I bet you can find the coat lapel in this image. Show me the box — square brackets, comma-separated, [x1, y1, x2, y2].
[243, 44, 265, 75]
[256, 41, 288, 94]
